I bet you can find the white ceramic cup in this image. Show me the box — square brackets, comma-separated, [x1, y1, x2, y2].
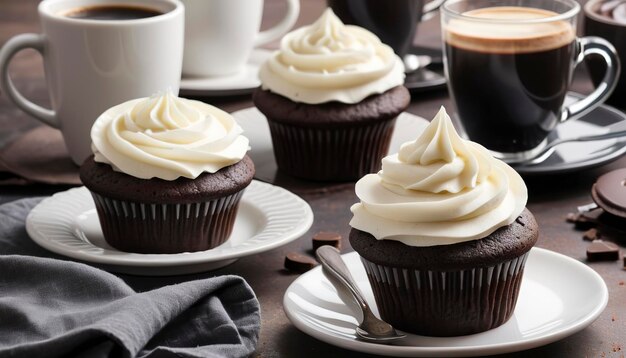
[181, 0, 300, 77]
[0, 0, 184, 165]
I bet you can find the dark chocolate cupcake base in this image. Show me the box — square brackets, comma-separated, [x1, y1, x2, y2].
[360, 252, 527, 336]
[91, 190, 243, 254]
[267, 118, 396, 181]
[253, 86, 410, 181]
[350, 209, 538, 336]
[80, 156, 255, 254]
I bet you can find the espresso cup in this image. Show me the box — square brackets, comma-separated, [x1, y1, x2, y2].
[585, 0, 626, 110]
[328, 0, 444, 58]
[181, 0, 300, 77]
[0, 0, 184, 165]
[442, 0, 620, 163]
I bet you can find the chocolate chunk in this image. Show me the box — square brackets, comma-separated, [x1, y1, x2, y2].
[623, 255, 626, 269]
[312, 231, 342, 251]
[284, 252, 318, 273]
[586, 240, 620, 261]
[583, 228, 601, 241]
[570, 213, 598, 230]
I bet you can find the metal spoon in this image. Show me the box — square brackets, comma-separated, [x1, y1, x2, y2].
[316, 246, 406, 343]
[512, 120, 626, 166]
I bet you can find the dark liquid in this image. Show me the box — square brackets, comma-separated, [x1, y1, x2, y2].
[446, 42, 575, 153]
[328, 0, 422, 56]
[64, 5, 162, 20]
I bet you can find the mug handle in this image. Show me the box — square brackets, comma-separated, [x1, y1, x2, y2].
[0, 33, 58, 128]
[560, 36, 621, 123]
[254, 0, 300, 47]
[422, 0, 445, 21]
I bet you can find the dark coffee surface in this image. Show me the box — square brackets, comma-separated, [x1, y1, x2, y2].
[447, 41, 575, 152]
[328, 0, 421, 56]
[350, 208, 538, 271]
[64, 5, 162, 20]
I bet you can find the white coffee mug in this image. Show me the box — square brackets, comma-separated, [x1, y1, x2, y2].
[0, 0, 184, 165]
[181, 0, 300, 77]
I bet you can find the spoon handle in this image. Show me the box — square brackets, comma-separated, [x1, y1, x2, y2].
[316, 246, 368, 312]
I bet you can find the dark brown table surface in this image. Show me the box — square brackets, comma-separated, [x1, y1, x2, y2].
[1, 1, 625, 357]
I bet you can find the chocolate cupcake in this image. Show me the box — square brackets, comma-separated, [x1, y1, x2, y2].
[349, 107, 537, 336]
[80, 91, 254, 254]
[253, 9, 410, 181]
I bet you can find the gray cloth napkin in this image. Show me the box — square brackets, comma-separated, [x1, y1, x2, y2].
[0, 198, 261, 358]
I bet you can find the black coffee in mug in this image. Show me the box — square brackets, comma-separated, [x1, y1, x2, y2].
[445, 7, 576, 153]
[328, 0, 423, 56]
[64, 5, 162, 20]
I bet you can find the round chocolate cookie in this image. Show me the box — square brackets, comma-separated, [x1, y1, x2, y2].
[591, 168, 626, 218]
[252, 86, 410, 181]
[80, 155, 255, 254]
[349, 208, 538, 337]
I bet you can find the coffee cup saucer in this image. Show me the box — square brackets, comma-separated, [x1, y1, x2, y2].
[509, 93, 626, 175]
[179, 48, 272, 97]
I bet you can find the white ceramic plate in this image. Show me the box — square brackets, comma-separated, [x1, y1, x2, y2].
[283, 248, 608, 357]
[179, 49, 271, 97]
[26, 180, 313, 276]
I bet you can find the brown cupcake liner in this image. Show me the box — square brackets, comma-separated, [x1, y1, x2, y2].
[89, 190, 244, 254]
[360, 252, 529, 336]
[266, 117, 397, 181]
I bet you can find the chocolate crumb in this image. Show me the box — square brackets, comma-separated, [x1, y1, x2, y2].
[612, 314, 616, 322]
[619, 281, 625, 286]
[613, 343, 622, 352]
[284, 252, 318, 273]
[583, 228, 600, 241]
[312, 231, 342, 251]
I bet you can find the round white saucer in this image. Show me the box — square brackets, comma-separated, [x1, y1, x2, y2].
[179, 49, 272, 97]
[25, 180, 313, 276]
[283, 248, 608, 357]
[510, 93, 626, 175]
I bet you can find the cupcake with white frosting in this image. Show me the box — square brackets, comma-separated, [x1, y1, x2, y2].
[80, 91, 254, 254]
[349, 107, 538, 336]
[253, 8, 410, 181]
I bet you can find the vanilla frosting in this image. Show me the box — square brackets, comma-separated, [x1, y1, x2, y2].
[258, 8, 405, 104]
[349, 107, 527, 247]
[91, 91, 249, 180]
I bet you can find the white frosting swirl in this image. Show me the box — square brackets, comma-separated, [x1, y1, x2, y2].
[350, 107, 527, 247]
[91, 91, 249, 181]
[259, 8, 405, 104]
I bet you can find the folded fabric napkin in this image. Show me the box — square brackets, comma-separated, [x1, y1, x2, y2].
[0, 198, 261, 358]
